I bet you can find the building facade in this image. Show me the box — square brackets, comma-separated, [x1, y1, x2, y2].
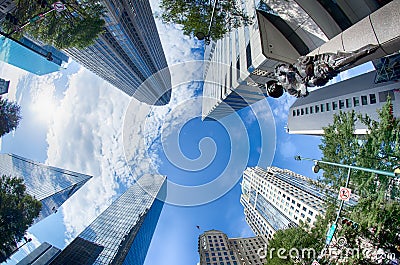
[240, 167, 326, 240]
[64, 0, 171, 105]
[0, 77, 10, 94]
[198, 230, 266, 265]
[0, 154, 92, 223]
[16, 242, 61, 265]
[202, 0, 389, 120]
[287, 68, 400, 135]
[49, 174, 166, 265]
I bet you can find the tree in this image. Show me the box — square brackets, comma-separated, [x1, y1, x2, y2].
[158, 0, 254, 41]
[266, 100, 400, 264]
[2, 0, 106, 49]
[265, 206, 336, 265]
[0, 97, 22, 138]
[0, 175, 42, 262]
[318, 98, 400, 261]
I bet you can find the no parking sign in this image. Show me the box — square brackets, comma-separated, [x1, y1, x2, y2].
[338, 187, 351, 201]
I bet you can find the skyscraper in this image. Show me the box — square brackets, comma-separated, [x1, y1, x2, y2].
[240, 167, 326, 241]
[64, 0, 171, 105]
[287, 58, 400, 135]
[16, 242, 61, 265]
[49, 174, 166, 265]
[202, 0, 388, 120]
[0, 154, 92, 223]
[198, 229, 266, 265]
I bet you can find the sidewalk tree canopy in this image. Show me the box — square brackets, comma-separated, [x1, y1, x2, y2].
[0, 98, 22, 138]
[158, 0, 254, 41]
[2, 0, 106, 49]
[0, 175, 41, 262]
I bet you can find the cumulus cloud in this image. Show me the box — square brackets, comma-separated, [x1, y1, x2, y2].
[45, 67, 131, 241]
[42, 6, 203, 242]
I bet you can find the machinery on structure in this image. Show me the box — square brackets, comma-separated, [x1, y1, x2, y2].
[266, 0, 400, 99]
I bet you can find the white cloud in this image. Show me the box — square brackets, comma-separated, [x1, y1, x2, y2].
[270, 93, 297, 122]
[41, 9, 203, 242]
[0, 61, 29, 102]
[45, 67, 131, 241]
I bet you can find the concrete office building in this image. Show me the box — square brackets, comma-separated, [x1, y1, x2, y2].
[198, 230, 266, 265]
[287, 57, 400, 135]
[49, 174, 166, 265]
[0, 154, 92, 223]
[240, 167, 326, 240]
[202, 0, 391, 120]
[64, 0, 171, 105]
[16, 242, 60, 265]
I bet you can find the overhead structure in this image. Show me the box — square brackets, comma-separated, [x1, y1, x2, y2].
[201, 0, 399, 121]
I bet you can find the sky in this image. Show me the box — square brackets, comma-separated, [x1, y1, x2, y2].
[0, 1, 375, 264]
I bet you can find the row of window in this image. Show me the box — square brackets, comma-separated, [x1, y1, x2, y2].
[292, 94, 377, 117]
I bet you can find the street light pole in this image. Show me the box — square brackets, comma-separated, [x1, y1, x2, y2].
[195, 0, 218, 44]
[294, 156, 397, 178]
[294, 155, 397, 263]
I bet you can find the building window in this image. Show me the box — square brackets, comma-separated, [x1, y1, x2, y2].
[297, 109, 300, 116]
[305, 107, 309, 114]
[315, 105, 320, 113]
[345, 98, 352, 108]
[361, 95, 368, 105]
[246, 43, 252, 69]
[370, 94, 377, 104]
[309, 210, 314, 216]
[236, 57, 240, 80]
[332, 101, 338, 110]
[339, 100, 345, 109]
[320, 104, 324, 112]
[310, 106, 314, 114]
[293, 110, 296, 116]
[379, 90, 395, 102]
[301, 108, 304, 115]
[326, 102, 330, 111]
[353, 97, 360, 106]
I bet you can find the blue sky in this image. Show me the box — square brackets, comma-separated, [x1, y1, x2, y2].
[0, 3, 376, 265]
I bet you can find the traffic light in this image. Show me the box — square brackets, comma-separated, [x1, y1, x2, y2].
[37, 0, 48, 8]
[341, 217, 359, 230]
[5, 13, 18, 25]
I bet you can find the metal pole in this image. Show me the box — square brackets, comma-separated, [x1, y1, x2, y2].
[207, 0, 218, 36]
[7, 8, 56, 37]
[294, 156, 396, 178]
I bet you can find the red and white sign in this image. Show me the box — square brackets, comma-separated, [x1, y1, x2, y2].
[52, 1, 66, 12]
[338, 187, 352, 201]
[312, 260, 320, 265]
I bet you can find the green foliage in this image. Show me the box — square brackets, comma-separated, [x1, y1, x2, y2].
[158, 0, 254, 40]
[317, 99, 400, 260]
[266, 223, 325, 264]
[0, 175, 41, 260]
[0, 97, 21, 137]
[2, 0, 106, 49]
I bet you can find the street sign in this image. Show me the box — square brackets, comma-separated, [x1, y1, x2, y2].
[52, 1, 66, 12]
[338, 187, 351, 201]
[326, 223, 337, 245]
[311, 260, 320, 265]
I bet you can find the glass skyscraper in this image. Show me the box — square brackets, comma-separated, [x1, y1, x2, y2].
[64, 0, 171, 105]
[0, 154, 92, 223]
[49, 174, 167, 265]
